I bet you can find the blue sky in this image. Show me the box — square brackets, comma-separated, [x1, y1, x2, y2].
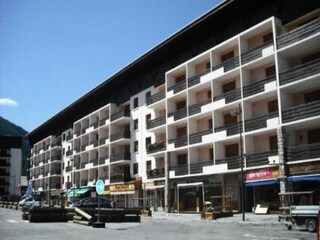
[0, 0, 221, 132]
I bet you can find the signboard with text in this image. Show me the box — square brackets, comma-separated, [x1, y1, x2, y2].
[246, 167, 279, 181]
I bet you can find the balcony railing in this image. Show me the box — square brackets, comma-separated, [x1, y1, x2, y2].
[214, 122, 242, 136]
[99, 137, 108, 145]
[75, 163, 80, 170]
[147, 116, 166, 130]
[146, 91, 165, 106]
[286, 142, 320, 162]
[66, 166, 73, 172]
[147, 142, 166, 154]
[277, 18, 320, 49]
[187, 69, 211, 88]
[74, 130, 81, 137]
[168, 107, 187, 121]
[245, 111, 278, 132]
[213, 88, 241, 104]
[189, 129, 213, 145]
[167, 80, 187, 94]
[215, 156, 241, 170]
[246, 150, 278, 167]
[81, 180, 88, 186]
[50, 169, 61, 175]
[66, 150, 73, 156]
[147, 168, 165, 179]
[190, 161, 212, 174]
[168, 135, 188, 148]
[243, 75, 276, 98]
[99, 116, 109, 126]
[80, 162, 87, 169]
[279, 57, 320, 86]
[241, 40, 273, 65]
[51, 155, 62, 161]
[90, 122, 99, 129]
[188, 99, 211, 116]
[282, 100, 320, 123]
[89, 140, 99, 148]
[110, 153, 131, 163]
[65, 182, 72, 189]
[51, 141, 62, 148]
[111, 110, 130, 122]
[99, 156, 108, 164]
[110, 173, 131, 183]
[212, 56, 240, 72]
[90, 158, 98, 166]
[110, 131, 131, 142]
[170, 164, 188, 176]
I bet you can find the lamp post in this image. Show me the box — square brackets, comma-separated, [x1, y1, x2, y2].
[231, 103, 245, 221]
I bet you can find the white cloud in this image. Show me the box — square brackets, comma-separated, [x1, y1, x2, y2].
[0, 98, 18, 106]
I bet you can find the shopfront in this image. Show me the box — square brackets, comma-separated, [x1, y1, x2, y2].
[144, 180, 165, 212]
[245, 167, 280, 211]
[287, 162, 320, 205]
[109, 180, 142, 208]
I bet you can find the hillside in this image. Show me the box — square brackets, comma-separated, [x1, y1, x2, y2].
[0, 116, 28, 137]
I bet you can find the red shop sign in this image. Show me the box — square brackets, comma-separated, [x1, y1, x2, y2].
[246, 168, 275, 181]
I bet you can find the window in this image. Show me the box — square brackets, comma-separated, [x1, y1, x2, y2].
[206, 62, 211, 70]
[209, 148, 214, 160]
[269, 135, 278, 151]
[207, 90, 212, 99]
[225, 144, 239, 158]
[133, 97, 139, 109]
[268, 99, 278, 113]
[145, 91, 151, 99]
[134, 141, 138, 152]
[133, 163, 139, 175]
[265, 65, 276, 77]
[177, 154, 187, 165]
[176, 74, 186, 84]
[222, 80, 236, 93]
[176, 100, 186, 110]
[134, 119, 138, 130]
[177, 126, 187, 137]
[304, 90, 320, 103]
[308, 128, 320, 144]
[263, 32, 273, 43]
[145, 137, 151, 148]
[224, 113, 237, 125]
[208, 119, 213, 129]
[146, 114, 151, 127]
[146, 161, 152, 171]
[221, 51, 234, 62]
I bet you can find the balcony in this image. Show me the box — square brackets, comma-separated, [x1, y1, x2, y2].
[147, 116, 166, 130]
[0, 151, 10, 157]
[213, 88, 241, 104]
[277, 18, 320, 49]
[212, 56, 239, 72]
[110, 173, 131, 183]
[170, 164, 188, 176]
[282, 100, 320, 123]
[168, 108, 187, 121]
[90, 122, 99, 129]
[99, 137, 108, 145]
[187, 69, 211, 88]
[167, 80, 187, 94]
[147, 142, 166, 154]
[90, 158, 98, 166]
[111, 110, 130, 122]
[110, 153, 131, 163]
[286, 142, 320, 162]
[147, 168, 165, 179]
[216, 156, 241, 170]
[244, 111, 278, 132]
[246, 150, 278, 167]
[241, 40, 273, 65]
[74, 130, 81, 137]
[89, 140, 99, 148]
[168, 135, 188, 148]
[110, 131, 131, 142]
[51, 155, 62, 161]
[243, 75, 276, 98]
[66, 166, 73, 172]
[66, 150, 73, 156]
[188, 99, 211, 116]
[189, 129, 213, 145]
[99, 116, 109, 126]
[214, 122, 242, 136]
[99, 156, 108, 165]
[80, 162, 87, 169]
[51, 141, 62, 148]
[190, 161, 212, 174]
[146, 91, 165, 106]
[66, 134, 73, 141]
[279, 58, 320, 86]
[50, 169, 61, 175]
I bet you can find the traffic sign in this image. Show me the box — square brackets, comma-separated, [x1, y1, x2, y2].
[95, 179, 105, 195]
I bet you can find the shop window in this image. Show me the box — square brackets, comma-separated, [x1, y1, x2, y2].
[222, 80, 236, 93]
[308, 128, 320, 144]
[177, 154, 187, 165]
[269, 135, 278, 151]
[134, 119, 138, 130]
[133, 97, 139, 109]
[265, 65, 276, 77]
[133, 163, 138, 175]
[146, 161, 152, 171]
[177, 126, 187, 137]
[268, 99, 278, 113]
[304, 89, 320, 103]
[225, 144, 239, 158]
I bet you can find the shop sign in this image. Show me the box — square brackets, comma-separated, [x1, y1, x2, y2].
[288, 162, 320, 175]
[246, 168, 279, 181]
[110, 183, 135, 192]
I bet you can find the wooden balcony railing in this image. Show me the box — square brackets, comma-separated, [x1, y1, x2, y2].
[246, 150, 278, 167]
[286, 142, 320, 162]
[244, 111, 278, 132]
[241, 40, 273, 64]
[146, 91, 165, 106]
[282, 100, 320, 123]
[243, 75, 276, 98]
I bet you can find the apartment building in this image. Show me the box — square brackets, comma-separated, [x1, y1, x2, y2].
[0, 136, 23, 200]
[27, 0, 320, 212]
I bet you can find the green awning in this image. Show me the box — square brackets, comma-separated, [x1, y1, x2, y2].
[65, 188, 92, 197]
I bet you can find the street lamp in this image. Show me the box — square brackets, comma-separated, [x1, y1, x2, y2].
[231, 103, 245, 221]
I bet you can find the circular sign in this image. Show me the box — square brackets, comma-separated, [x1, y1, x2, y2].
[95, 179, 105, 195]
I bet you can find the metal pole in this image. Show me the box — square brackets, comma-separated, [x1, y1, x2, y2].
[73, 160, 75, 204]
[239, 103, 245, 221]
